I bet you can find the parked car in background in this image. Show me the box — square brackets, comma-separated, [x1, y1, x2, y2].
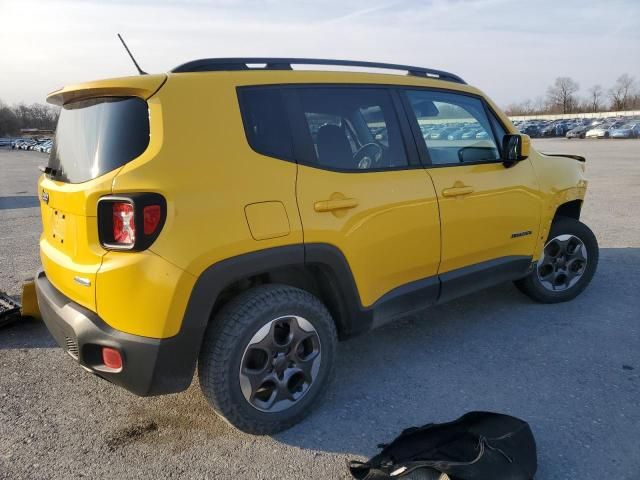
[540, 123, 557, 137]
[510, 115, 640, 139]
[447, 125, 477, 140]
[34, 139, 53, 153]
[430, 126, 459, 140]
[519, 124, 541, 138]
[610, 123, 639, 139]
[566, 125, 591, 139]
[446, 128, 465, 140]
[586, 124, 613, 138]
[9, 138, 53, 152]
[461, 128, 481, 140]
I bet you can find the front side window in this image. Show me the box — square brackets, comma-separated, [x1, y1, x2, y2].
[404, 90, 501, 165]
[294, 88, 408, 171]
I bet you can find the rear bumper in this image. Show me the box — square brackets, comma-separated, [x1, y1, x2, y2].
[35, 270, 195, 396]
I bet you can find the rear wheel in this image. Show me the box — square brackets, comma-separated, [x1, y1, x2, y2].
[515, 217, 598, 303]
[198, 284, 337, 434]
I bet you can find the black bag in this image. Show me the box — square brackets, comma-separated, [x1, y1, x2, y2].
[348, 411, 537, 480]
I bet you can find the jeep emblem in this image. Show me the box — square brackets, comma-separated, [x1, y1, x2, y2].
[41, 190, 49, 204]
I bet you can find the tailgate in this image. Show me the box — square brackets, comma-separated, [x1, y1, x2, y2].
[39, 174, 117, 310]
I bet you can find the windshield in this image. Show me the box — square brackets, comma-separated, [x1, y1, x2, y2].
[48, 97, 150, 183]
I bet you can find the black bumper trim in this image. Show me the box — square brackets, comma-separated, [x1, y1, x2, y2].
[35, 271, 194, 396]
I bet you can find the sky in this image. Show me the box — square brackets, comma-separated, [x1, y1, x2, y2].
[1, 0, 639, 108]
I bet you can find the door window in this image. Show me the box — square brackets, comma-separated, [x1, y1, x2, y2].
[293, 88, 409, 171]
[404, 90, 501, 165]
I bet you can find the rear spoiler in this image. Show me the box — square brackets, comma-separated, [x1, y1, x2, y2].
[541, 153, 586, 163]
[47, 74, 167, 106]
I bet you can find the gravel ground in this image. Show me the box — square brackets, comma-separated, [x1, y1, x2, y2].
[1, 139, 639, 479]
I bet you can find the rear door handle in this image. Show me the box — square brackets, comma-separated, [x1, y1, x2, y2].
[442, 186, 474, 197]
[314, 198, 359, 212]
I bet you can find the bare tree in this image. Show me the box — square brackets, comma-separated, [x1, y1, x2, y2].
[588, 85, 604, 112]
[609, 74, 636, 111]
[0, 101, 20, 136]
[505, 73, 640, 116]
[547, 77, 580, 114]
[0, 99, 59, 136]
[533, 96, 548, 115]
[505, 99, 536, 116]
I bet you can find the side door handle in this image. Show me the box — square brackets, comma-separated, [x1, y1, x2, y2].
[314, 198, 359, 212]
[442, 186, 474, 197]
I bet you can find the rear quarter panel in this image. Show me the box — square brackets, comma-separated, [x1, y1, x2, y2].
[110, 72, 304, 278]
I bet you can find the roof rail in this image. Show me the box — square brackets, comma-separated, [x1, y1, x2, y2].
[170, 58, 466, 84]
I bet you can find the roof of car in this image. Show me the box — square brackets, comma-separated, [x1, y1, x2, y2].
[170, 57, 466, 85]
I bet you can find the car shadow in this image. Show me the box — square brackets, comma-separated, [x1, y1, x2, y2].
[274, 247, 640, 463]
[2, 248, 638, 474]
[0, 195, 40, 210]
[0, 318, 56, 349]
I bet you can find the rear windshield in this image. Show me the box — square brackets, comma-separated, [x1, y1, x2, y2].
[48, 97, 150, 183]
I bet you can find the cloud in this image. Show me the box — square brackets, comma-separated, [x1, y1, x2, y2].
[0, 0, 638, 107]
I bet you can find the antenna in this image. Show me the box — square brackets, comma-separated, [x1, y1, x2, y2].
[117, 33, 147, 75]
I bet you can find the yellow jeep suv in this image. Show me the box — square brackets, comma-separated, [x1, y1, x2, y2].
[36, 58, 598, 434]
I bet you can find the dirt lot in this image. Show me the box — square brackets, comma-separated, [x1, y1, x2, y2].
[1, 139, 639, 479]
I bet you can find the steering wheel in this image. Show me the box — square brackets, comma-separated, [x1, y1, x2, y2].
[354, 143, 383, 169]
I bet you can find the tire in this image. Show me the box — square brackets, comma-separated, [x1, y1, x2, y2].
[515, 217, 598, 303]
[198, 284, 337, 434]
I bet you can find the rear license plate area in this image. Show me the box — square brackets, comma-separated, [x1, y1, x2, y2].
[51, 210, 66, 244]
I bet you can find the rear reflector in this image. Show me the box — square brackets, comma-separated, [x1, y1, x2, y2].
[143, 205, 162, 235]
[112, 202, 135, 245]
[102, 347, 123, 370]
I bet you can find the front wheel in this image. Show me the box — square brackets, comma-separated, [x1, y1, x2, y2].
[515, 217, 598, 303]
[198, 284, 337, 434]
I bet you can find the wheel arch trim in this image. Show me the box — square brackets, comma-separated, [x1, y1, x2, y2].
[554, 199, 583, 221]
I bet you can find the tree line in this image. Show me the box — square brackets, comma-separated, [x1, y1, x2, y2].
[505, 74, 640, 116]
[1, 74, 639, 135]
[0, 101, 60, 136]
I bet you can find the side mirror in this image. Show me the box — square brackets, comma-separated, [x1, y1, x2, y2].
[502, 134, 530, 167]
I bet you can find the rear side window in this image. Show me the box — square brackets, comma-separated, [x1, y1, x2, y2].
[294, 87, 409, 171]
[238, 88, 293, 160]
[404, 90, 501, 165]
[48, 97, 149, 183]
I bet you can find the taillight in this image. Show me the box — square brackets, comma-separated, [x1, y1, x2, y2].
[97, 193, 166, 251]
[112, 202, 135, 246]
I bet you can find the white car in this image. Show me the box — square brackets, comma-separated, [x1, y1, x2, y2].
[585, 125, 611, 138]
